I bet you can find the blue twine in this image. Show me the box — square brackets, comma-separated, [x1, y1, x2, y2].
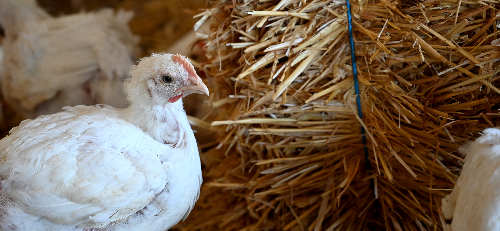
[346, 0, 375, 192]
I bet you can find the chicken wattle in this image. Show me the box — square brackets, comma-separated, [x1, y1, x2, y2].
[0, 53, 209, 231]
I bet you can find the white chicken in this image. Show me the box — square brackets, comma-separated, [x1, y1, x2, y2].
[442, 128, 500, 231]
[0, 0, 139, 118]
[0, 53, 208, 231]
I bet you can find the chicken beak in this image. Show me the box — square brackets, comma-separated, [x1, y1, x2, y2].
[177, 75, 209, 96]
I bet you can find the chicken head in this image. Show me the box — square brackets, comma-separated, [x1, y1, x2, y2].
[125, 53, 209, 107]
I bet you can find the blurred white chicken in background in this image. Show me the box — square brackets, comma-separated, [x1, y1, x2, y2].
[442, 128, 500, 231]
[0, 0, 139, 118]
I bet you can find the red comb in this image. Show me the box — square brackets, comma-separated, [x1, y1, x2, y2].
[172, 54, 198, 83]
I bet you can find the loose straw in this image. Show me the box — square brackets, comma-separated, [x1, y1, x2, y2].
[346, 0, 374, 193]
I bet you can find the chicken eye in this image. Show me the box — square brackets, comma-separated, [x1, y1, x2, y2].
[162, 75, 172, 83]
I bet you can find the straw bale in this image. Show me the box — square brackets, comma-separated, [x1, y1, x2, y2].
[174, 0, 500, 230]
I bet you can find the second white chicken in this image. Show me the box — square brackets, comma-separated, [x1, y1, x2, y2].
[442, 128, 500, 231]
[0, 0, 139, 118]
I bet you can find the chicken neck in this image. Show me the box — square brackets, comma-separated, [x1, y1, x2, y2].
[120, 100, 191, 147]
